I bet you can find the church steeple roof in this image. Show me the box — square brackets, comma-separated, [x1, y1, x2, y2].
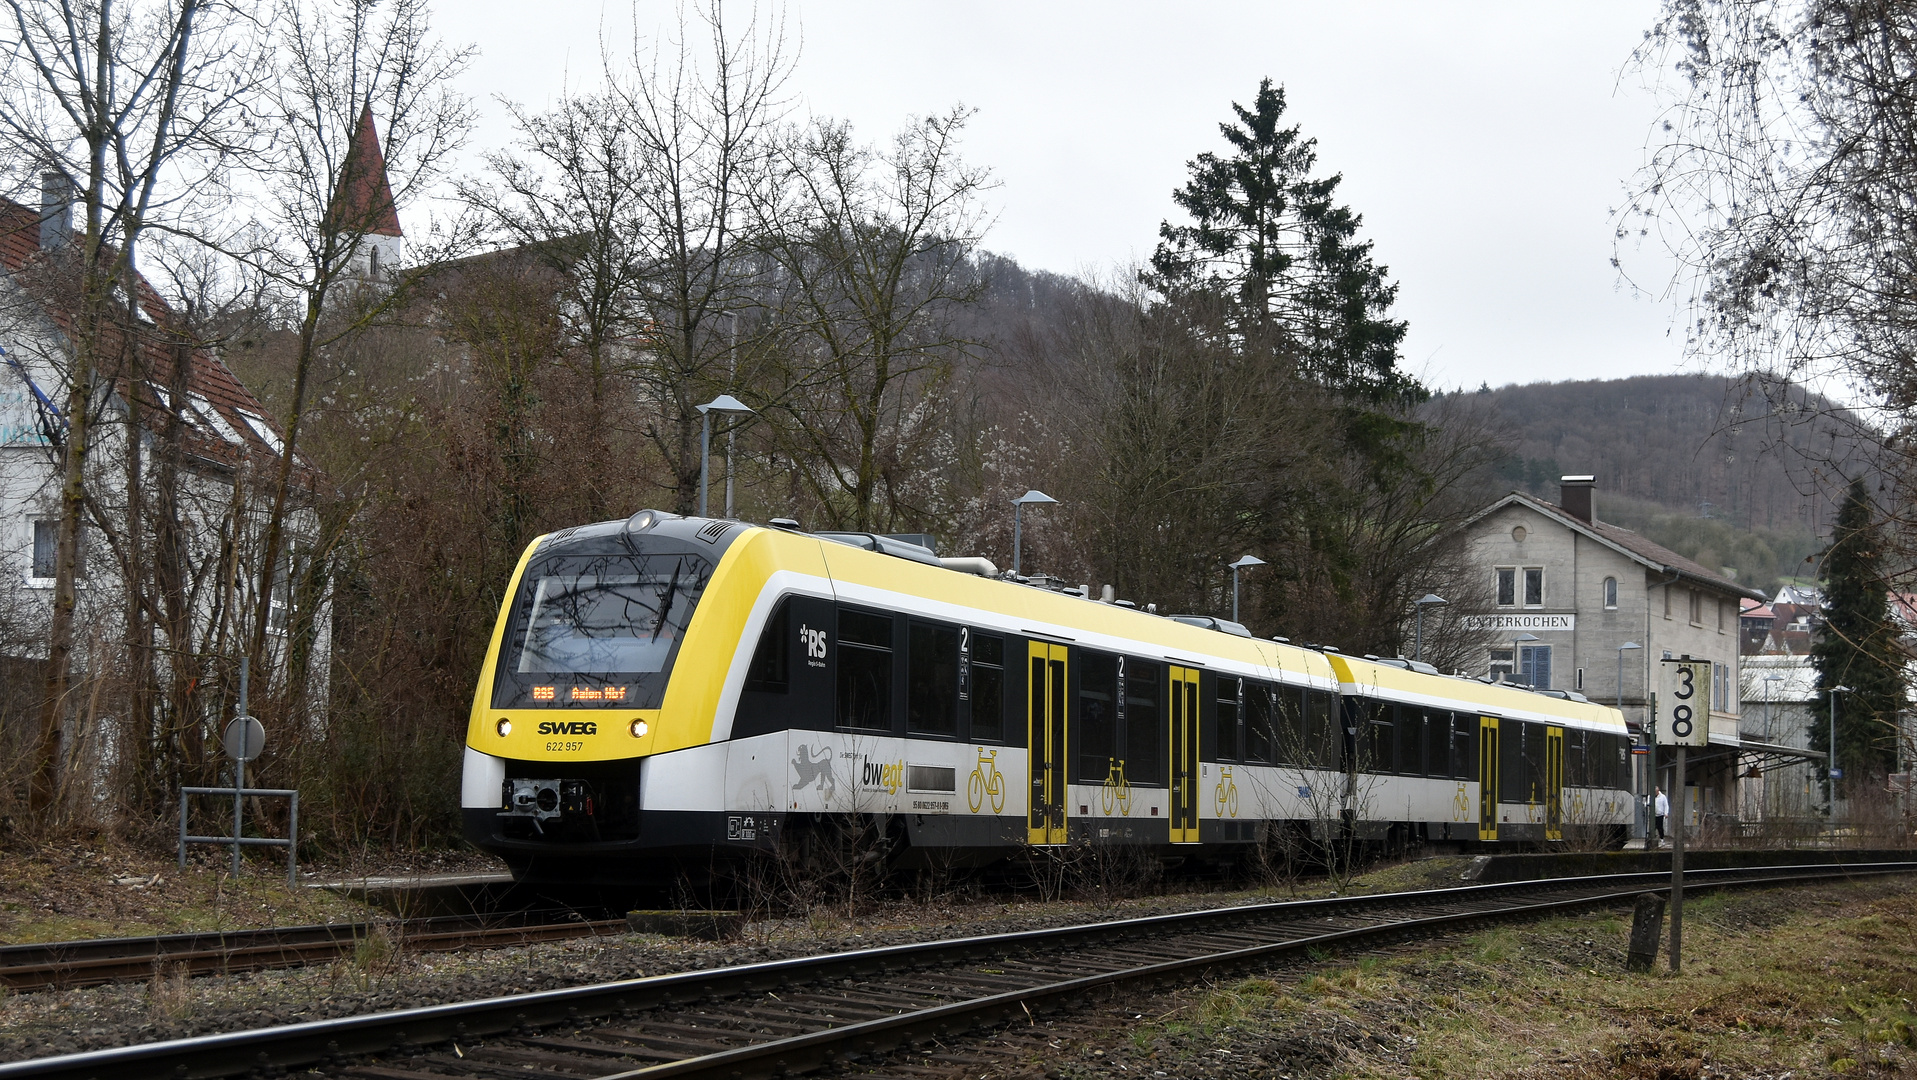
[329, 103, 403, 238]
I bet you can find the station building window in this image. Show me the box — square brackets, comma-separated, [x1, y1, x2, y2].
[1497, 566, 1545, 607]
[1603, 576, 1618, 610]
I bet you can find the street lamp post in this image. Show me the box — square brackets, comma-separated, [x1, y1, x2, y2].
[1829, 684, 1853, 817]
[1617, 641, 1642, 838]
[1230, 556, 1266, 623]
[1616, 641, 1642, 711]
[1412, 593, 1447, 662]
[1762, 673, 1784, 742]
[698, 395, 754, 519]
[1011, 490, 1057, 577]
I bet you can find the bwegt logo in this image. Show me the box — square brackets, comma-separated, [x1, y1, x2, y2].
[538, 721, 598, 736]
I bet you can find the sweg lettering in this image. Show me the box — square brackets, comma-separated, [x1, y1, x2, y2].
[538, 721, 598, 736]
[861, 757, 904, 795]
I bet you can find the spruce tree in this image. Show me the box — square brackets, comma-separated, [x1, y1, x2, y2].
[1148, 78, 1419, 405]
[1810, 478, 1906, 789]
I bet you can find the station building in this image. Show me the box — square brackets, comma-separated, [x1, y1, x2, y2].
[1454, 476, 1769, 834]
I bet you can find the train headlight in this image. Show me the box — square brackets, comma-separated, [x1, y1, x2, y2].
[630, 718, 648, 738]
[496, 717, 512, 737]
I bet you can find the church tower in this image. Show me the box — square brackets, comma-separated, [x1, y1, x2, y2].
[329, 103, 404, 278]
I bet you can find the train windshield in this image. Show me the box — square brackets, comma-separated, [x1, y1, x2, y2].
[493, 552, 712, 709]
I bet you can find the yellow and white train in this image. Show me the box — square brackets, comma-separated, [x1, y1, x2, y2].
[461, 512, 1635, 879]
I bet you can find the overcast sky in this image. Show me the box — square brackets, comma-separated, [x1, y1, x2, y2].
[440, 1, 1682, 394]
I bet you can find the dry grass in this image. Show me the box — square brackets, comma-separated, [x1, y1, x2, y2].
[1108, 877, 1917, 1079]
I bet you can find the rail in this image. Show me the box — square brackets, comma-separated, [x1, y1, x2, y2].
[2, 860, 1911, 1080]
[0, 914, 627, 992]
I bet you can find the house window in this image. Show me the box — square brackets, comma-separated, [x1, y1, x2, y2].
[1688, 589, 1703, 626]
[31, 520, 56, 579]
[1603, 577, 1618, 610]
[1576, 667, 1585, 691]
[1663, 586, 1671, 620]
[1496, 568, 1515, 607]
[29, 520, 83, 582]
[1717, 600, 1727, 632]
[1489, 648, 1515, 681]
[1523, 567, 1544, 607]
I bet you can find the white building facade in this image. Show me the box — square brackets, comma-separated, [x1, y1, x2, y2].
[1455, 477, 1766, 832]
[0, 183, 329, 796]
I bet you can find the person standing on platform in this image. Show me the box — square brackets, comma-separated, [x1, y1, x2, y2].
[1653, 786, 1670, 844]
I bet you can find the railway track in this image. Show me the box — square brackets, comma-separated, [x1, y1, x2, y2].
[0, 913, 628, 992]
[3, 859, 1911, 1080]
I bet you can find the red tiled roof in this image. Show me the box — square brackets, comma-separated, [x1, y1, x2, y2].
[0, 196, 305, 481]
[327, 104, 402, 238]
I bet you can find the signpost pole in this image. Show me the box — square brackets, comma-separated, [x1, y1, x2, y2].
[234, 657, 248, 880]
[1656, 656, 1704, 974]
[1670, 742, 1686, 972]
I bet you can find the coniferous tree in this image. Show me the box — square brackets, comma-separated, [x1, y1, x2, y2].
[1148, 78, 1418, 405]
[1811, 478, 1906, 789]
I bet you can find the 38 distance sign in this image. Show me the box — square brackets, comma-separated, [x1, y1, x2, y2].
[1658, 659, 1712, 747]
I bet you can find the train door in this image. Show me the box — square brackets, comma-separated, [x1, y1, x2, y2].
[1026, 642, 1069, 845]
[1544, 726, 1565, 841]
[1169, 666, 1201, 843]
[1477, 716, 1499, 842]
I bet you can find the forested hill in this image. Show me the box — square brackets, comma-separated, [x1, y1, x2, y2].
[1451, 374, 1877, 593]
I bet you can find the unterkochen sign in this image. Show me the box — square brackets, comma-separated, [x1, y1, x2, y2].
[1461, 614, 1576, 632]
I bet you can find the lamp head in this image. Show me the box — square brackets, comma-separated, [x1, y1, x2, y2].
[698, 394, 754, 415]
[1618, 641, 1642, 652]
[1832, 684, 1854, 693]
[1013, 489, 1058, 506]
[1415, 593, 1447, 606]
[1231, 555, 1266, 570]
[1514, 632, 1540, 643]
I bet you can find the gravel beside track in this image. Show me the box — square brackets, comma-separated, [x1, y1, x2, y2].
[0, 883, 1318, 1063]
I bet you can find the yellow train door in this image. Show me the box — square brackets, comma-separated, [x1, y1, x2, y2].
[1169, 666, 1201, 843]
[1026, 642, 1069, 846]
[1544, 726, 1564, 841]
[1478, 716, 1499, 842]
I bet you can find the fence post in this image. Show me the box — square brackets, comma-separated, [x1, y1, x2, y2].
[287, 791, 299, 888]
[178, 791, 187, 869]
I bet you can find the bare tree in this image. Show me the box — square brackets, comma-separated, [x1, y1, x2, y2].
[0, 0, 266, 814]
[755, 108, 992, 532]
[243, 0, 474, 695]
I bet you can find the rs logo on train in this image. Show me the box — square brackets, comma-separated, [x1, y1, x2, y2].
[538, 721, 598, 736]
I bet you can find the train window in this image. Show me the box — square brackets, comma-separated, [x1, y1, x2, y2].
[1453, 716, 1477, 780]
[970, 633, 1005, 742]
[1565, 729, 1586, 787]
[836, 608, 894, 731]
[1125, 660, 1164, 787]
[1499, 721, 1525, 804]
[1427, 711, 1450, 778]
[1306, 690, 1336, 770]
[1215, 678, 1241, 761]
[744, 599, 790, 693]
[1395, 705, 1423, 776]
[907, 622, 960, 736]
[1076, 651, 1118, 782]
[1245, 683, 1274, 763]
[1358, 700, 1392, 774]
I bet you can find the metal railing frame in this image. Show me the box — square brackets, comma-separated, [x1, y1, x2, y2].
[178, 787, 299, 887]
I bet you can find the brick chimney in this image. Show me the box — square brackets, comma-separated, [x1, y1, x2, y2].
[1560, 475, 1595, 523]
[39, 171, 70, 250]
